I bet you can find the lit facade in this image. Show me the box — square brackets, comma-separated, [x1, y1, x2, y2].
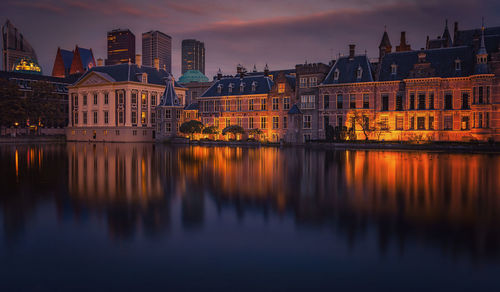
[66, 63, 186, 142]
[106, 29, 135, 65]
[2, 20, 38, 72]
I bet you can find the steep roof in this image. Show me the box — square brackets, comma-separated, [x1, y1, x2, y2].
[378, 46, 474, 81]
[288, 104, 302, 115]
[184, 103, 199, 110]
[285, 75, 296, 89]
[75, 63, 184, 87]
[201, 75, 274, 97]
[322, 55, 374, 84]
[379, 31, 391, 48]
[454, 26, 500, 54]
[60, 49, 74, 70]
[158, 76, 181, 107]
[78, 47, 95, 70]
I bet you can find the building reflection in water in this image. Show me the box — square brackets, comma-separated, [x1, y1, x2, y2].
[1, 143, 499, 260]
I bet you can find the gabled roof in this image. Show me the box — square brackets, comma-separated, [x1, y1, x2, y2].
[60, 49, 74, 70]
[379, 31, 391, 48]
[378, 46, 474, 81]
[201, 75, 274, 97]
[158, 76, 181, 107]
[288, 104, 302, 115]
[78, 47, 95, 70]
[74, 63, 184, 87]
[322, 55, 373, 84]
[454, 26, 500, 54]
[285, 75, 296, 89]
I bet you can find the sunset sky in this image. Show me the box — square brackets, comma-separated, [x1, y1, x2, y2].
[2, 0, 498, 78]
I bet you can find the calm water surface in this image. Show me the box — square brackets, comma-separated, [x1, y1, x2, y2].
[0, 143, 500, 291]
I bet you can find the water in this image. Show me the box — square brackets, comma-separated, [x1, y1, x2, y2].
[0, 143, 499, 291]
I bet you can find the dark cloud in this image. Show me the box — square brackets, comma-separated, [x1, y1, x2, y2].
[1, 0, 499, 78]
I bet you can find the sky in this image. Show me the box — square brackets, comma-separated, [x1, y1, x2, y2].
[1, 0, 499, 78]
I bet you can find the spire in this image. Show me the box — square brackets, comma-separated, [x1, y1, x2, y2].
[478, 17, 487, 55]
[159, 75, 180, 106]
[475, 18, 488, 74]
[379, 28, 391, 49]
[442, 19, 452, 47]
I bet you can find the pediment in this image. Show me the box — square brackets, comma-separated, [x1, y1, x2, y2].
[75, 72, 115, 87]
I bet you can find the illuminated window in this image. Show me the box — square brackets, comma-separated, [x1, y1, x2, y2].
[225, 118, 231, 127]
[237, 99, 242, 111]
[272, 98, 279, 110]
[260, 116, 267, 129]
[303, 115, 311, 129]
[363, 94, 369, 109]
[141, 112, 147, 124]
[461, 116, 470, 130]
[249, 117, 254, 128]
[396, 116, 404, 130]
[261, 98, 266, 110]
[272, 116, 279, 129]
[249, 99, 254, 111]
[278, 83, 285, 93]
[300, 78, 307, 88]
[141, 93, 147, 106]
[380, 116, 389, 130]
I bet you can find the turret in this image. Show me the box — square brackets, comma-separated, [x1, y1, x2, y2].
[475, 20, 489, 74]
[379, 27, 392, 61]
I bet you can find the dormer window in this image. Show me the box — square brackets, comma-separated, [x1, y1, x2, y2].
[217, 84, 223, 94]
[240, 82, 245, 92]
[252, 81, 257, 92]
[455, 59, 462, 71]
[334, 69, 339, 81]
[418, 52, 426, 63]
[356, 66, 363, 79]
[391, 63, 397, 75]
[228, 83, 234, 93]
[141, 73, 148, 83]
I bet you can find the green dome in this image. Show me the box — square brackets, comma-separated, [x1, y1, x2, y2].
[178, 70, 209, 83]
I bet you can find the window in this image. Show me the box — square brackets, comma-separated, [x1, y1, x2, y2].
[131, 92, 137, 105]
[74, 112, 79, 124]
[141, 112, 147, 124]
[486, 86, 490, 104]
[237, 117, 242, 127]
[462, 92, 469, 109]
[381, 94, 389, 111]
[444, 115, 453, 130]
[240, 82, 245, 92]
[83, 95, 87, 106]
[272, 116, 279, 129]
[225, 117, 230, 127]
[93, 93, 98, 105]
[396, 94, 403, 110]
[429, 116, 434, 130]
[142, 74, 147, 83]
[166, 123, 171, 133]
[217, 84, 222, 94]
[141, 93, 147, 106]
[104, 111, 109, 124]
[225, 100, 230, 111]
[261, 98, 266, 110]
[151, 112, 156, 124]
[486, 112, 490, 128]
[93, 111, 98, 124]
[260, 116, 267, 129]
[455, 59, 461, 71]
[118, 92, 124, 104]
[323, 115, 330, 129]
[104, 93, 109, 105]
[303, 115, 312, 129]
[460, 116, 469, 130]
[237, 99, 242, 111]
[278, 83, 285, 93]
[118, 111, 124, 124]
[429, 93, 434, 110]
[409, 116, 415, 130]
[324, 95, 330, 109]
[300, 78, 307, 88]
[176, 110, 181, 119]
[409, 93, 415, 110]
[304, 134, 311, 142]
[334, 69, 339, 81]
[478, 87, 483, 104]
[445, 93, 453, 110]
[337, 94, 343, 109]
[73, 94, 79, 106]
[301, 95, 315, 109]
[249, 99, 254, 111]
[132, 111, 137, 124]
[151, 94, 156, 106]
[417, 117, 425, 130]
[283, 97, 290, 110]
[283, 116, 287, 129]
[165, 109, 171, 119]
[418, 93, 426, 110]
[473, 87, 476, 104]
[249, 117, 254, 129]
[83, 111, 88, 124]
[391, 63, 397, 75]
[349, 94, 356, 109]
[272, 98, 279, 110]
[309, 77, 317, 87]
[396, 116, 404, 130]
[478, 112, 483, 128]
[363, 94, 369, 109]
[380, 116, 389, 130]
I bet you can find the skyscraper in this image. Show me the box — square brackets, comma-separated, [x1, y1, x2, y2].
[142, 30, 172, 73]
[2, 19, 38, 71]
[182, 39, 205, 75]
[106, 29, 135, 65]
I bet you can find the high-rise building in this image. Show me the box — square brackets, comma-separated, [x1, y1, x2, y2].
[2, 19, 38, 72]
[106, 29, 135, 65]
[182, 39, 205, 75]
[142, 31, 172, 73]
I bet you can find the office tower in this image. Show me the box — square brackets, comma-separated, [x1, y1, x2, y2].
[106, 29, 135, 65]
[2, 19, 38, 71]
[182, 39, 205, 74]
[142, 30, 172, 73]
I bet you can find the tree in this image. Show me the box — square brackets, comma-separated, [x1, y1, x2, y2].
[351, 110, 373, 141]
[0, 78, 24, 128]
[248, 128, 263, 140]
[179, 120, 203, 139]
[27, 81, 66, 128]
[222, 125, 245, 140]
[325, 125, 335, 141]
[202, 126, 219, 135]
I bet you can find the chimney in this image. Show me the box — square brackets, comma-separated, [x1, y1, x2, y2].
[154, 58, 160, 70]
[349, 44, 355, 59]
[97, 58, 103, 66]
[136, 54, 141, 67]
[217, 68, 222, 80]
